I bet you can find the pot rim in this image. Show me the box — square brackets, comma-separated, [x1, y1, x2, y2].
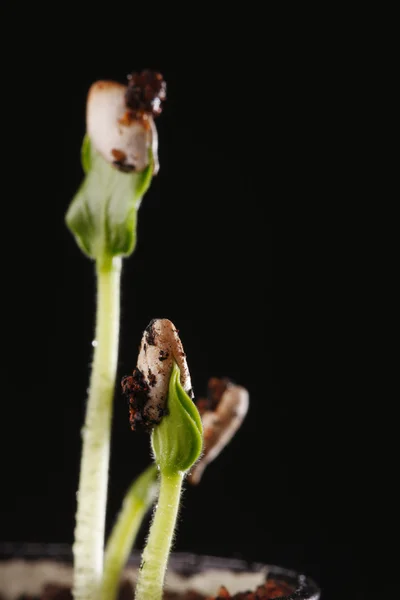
[0, 542, 320, 600]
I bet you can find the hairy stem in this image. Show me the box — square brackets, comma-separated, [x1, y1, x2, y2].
[73, 256, 121, 600]
[134, 472, 184, 600]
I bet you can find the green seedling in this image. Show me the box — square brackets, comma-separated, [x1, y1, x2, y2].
[66, 70, 165, 600]
[121, 319, 203, 600]
[66, 70, 248, 600]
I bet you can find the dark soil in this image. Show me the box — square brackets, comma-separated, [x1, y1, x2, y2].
[3, 577, 295, 599]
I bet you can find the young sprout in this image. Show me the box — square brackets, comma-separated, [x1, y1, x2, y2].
[66, 69, 166, 261]
[188, 377, 249, 485]
[101, 465, 158, 600]
[122, 319, 203, 600]
[65, 70, 166, 600]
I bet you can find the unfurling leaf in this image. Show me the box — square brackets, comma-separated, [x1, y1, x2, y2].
[152, 362, 203, 476]
[65, 138, 153, 260]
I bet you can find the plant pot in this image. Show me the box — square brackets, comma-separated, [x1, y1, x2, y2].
[0, 543, 320, 599]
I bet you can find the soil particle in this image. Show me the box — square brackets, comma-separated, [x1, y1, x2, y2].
[111, 148, 136, 172]
[159, 349, 169, 361]
[13, 578, 295, 600]
[125, 69, 166, 118]
[112, 160, 136, 172]
[145, 319, 158, 346]
[111, 149, 127, 163]
[148, 368, 157, 387]
[121, 368, 151, 431]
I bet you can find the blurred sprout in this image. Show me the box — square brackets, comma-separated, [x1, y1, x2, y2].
[189, 377, 249, 484]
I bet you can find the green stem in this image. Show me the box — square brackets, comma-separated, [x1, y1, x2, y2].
[73, 256, 121, 600]
[134, 471, 184, 600]
[101, 465, 158, 600]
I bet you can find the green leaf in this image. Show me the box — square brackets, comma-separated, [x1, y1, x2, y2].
[65, 137, 153, 260]
[151, 363, 203, 476]
[81, 134, 92, 174]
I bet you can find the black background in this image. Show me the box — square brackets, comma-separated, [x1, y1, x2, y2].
[0, 8, 377, 600]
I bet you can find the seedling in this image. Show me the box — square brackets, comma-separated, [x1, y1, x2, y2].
[121, 319, 203, 600]
[66, 69, 166, 600]
[66, 70, 248, 600]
